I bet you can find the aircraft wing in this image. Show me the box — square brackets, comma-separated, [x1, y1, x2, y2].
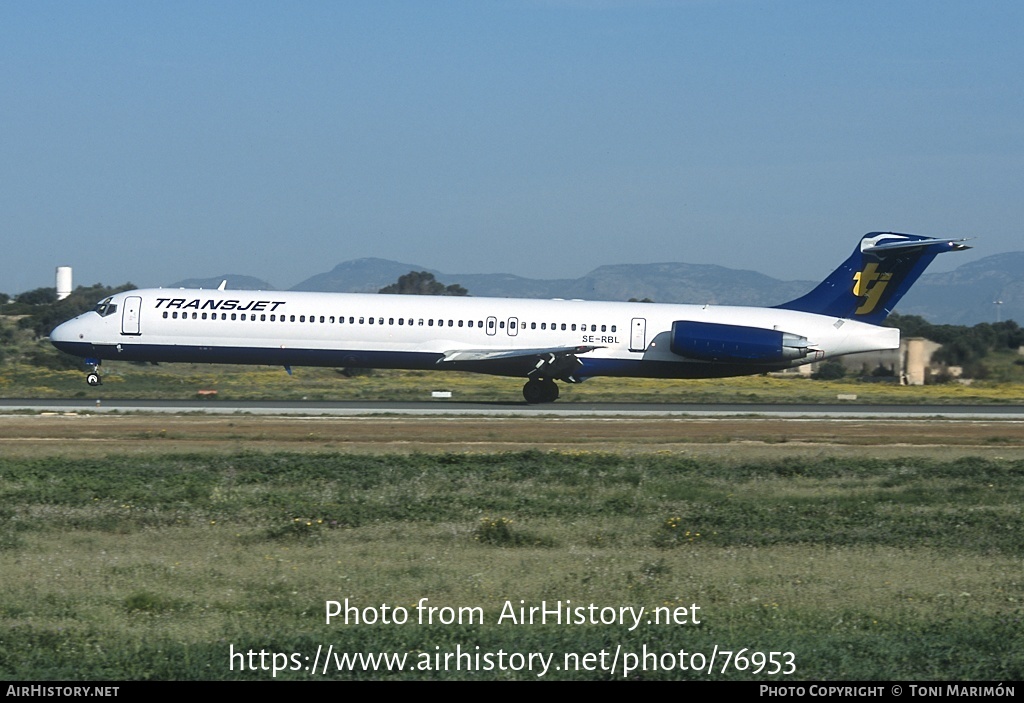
[440, 344, 603, 363]
[439, 344, 604, 381]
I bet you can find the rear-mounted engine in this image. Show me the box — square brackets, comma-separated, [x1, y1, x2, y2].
[670, 321, 812, 363]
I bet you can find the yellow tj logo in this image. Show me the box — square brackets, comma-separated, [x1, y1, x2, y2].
[852, 263, 892, 315]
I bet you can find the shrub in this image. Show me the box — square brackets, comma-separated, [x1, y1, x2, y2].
[812, 361, 847, 380]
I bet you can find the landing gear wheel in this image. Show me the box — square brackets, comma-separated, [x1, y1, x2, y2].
[86, 372, 102, 387]
[523, 378, 559, 404]
[546, 381, 560, 402]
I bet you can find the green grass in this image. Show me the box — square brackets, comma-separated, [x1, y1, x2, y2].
[1, 451, 1022, 680]
[3, 359, 1024, 405]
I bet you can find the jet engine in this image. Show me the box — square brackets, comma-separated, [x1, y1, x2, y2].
[670, 321, 812, 363]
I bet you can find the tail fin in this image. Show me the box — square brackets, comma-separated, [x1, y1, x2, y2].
[775, 232, 971, 324]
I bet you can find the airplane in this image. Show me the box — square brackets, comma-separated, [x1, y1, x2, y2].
[50, 232, 969, 403]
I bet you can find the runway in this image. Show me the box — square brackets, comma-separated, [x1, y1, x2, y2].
[2, 397, 1022, 419]
[3, 399, 1023, 461]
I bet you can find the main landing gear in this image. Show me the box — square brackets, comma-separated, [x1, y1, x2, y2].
[522, 378, 559, 404]
[521, 349, 589, 403]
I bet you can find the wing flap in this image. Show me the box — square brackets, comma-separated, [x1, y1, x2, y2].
[440, 344, 603, 364]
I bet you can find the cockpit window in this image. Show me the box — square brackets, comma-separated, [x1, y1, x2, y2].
[94, 298, 118, 317]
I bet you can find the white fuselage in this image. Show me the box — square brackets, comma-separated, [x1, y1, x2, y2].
[50, 287, 899, 379]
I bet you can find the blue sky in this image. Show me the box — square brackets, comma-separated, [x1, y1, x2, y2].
[2, 1, 1021, 295]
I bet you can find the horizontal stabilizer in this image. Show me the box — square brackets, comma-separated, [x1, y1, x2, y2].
[862, 237, 971, 256]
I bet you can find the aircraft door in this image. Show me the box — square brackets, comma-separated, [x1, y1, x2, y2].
[486, 316, 497, 336]
[507, 317, 518, 336]
[122, 296, 142, 335]
[629, 317, 646, 352]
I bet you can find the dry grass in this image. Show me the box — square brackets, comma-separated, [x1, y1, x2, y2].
[2, 414, 1024, 460]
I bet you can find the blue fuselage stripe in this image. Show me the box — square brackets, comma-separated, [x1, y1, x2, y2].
[52, 340, 776, 379]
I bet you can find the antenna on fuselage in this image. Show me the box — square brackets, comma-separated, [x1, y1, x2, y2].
[217, 280, 227, 291]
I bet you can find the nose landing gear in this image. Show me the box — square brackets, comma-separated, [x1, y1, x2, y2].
[84, 358, 102, 386]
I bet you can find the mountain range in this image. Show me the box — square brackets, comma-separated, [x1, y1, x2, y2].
[171, 251, 1024, 327]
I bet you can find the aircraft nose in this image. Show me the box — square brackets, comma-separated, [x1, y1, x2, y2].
[50, 318, 79, 343]
[49, 316, 91, 356]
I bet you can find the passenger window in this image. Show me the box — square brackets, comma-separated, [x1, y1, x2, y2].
[611, 325, 617, 332]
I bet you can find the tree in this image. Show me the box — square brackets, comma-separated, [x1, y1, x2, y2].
[379, 271, 468, 296]
[885, 314, 1024, 375]
[15, 287, 58, 305]
[811, 360, 847, 380]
